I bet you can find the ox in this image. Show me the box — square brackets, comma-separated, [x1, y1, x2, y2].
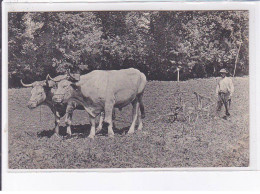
[52, 68, 147, 138]
[21, 75, 86, 136]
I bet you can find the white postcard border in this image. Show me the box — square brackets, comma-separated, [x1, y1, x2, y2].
[2, 1, 260, 190]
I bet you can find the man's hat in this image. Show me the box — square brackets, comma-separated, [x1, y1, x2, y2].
[220, 69, 228, 74]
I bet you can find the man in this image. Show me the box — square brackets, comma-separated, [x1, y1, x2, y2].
[216, 68, 234, 117]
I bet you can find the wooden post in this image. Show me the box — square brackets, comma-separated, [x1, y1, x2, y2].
[177, 68, 180, 82]
[176, 66, 181, 82]
[176, 66, 182, 105]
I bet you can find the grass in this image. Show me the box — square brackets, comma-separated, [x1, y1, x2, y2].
[8, 77, 249, 169]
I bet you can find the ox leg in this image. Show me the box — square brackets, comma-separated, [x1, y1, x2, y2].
[128, 100, 139, 134]
[112, 109, 116, 129]
[96, 112, 104, 133]
[137, 110, 143, 131]
[107, 122, 114, 137]
[65, 113, 72, 136]
[137, 94, 144, 131]
[97, 109, 116, 134]
[54, 111, 61, 135]
[104, 103, 115, 137]
[65, 104, 75, 136]
[89, 115, 96, 139]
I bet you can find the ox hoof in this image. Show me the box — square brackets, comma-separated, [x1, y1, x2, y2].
[137, 126, 143, 131]
[67, 131, 72, 136]
[127, 131, 135, 135]
[96, 127, 102, 134]
[88, 135, 95, 139]
[136, 129, 142, 134]
[108, 134, 114, 138]
[52, 133, 61, 139]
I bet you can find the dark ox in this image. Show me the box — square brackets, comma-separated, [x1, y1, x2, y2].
[21, 75, 86, 136]
[52, 68, 147, 138]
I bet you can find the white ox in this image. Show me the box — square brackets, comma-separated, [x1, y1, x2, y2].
[52, 68, 147, 138]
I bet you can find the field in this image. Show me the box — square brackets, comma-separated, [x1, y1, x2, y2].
[8, 77, 249, 169]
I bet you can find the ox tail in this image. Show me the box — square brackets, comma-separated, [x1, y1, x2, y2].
[140, 101, 145, 119]
[137, 72, 147, 94]
[137, 93, 145, 119]
[138, 72, 146, 119]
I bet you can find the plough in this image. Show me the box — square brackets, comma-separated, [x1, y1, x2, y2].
[176, 91, 216, 123]
[152, 90, 216, 124]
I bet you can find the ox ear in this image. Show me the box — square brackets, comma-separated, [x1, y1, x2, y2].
[67, 75, 80, 82]
[70, 82, 79, 90]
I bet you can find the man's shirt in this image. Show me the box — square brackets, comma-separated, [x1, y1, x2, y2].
[216, 77, 234, 96]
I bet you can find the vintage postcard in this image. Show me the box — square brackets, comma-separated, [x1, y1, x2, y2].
[1, 0, 260, 190]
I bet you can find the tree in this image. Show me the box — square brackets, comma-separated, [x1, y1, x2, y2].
[8, 11, 249, 87]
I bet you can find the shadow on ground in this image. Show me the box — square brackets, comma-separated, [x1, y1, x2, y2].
[37, 124, 131, 138]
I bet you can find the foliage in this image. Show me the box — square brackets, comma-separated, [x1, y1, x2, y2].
[8, 11, 249, 87]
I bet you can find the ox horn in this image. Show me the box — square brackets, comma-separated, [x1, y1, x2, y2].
[46, 74, 56, 81]
[20, 79, 33, 87]
[66, 69, 80, 82]
[47, 74, 63, 83]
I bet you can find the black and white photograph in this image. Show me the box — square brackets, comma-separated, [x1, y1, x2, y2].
[6, 9, 251, 169]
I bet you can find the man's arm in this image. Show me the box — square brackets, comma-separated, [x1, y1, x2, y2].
[216, 82, 220, 96]
[229, 78, 234, 97]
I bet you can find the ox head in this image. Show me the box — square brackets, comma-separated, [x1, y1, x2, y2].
[52, 70, 80, 104]
[21, 78, 49, 109]
[21, 74, 64, 109]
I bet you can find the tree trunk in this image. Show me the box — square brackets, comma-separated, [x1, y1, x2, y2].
[233, 42, 241, 77]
